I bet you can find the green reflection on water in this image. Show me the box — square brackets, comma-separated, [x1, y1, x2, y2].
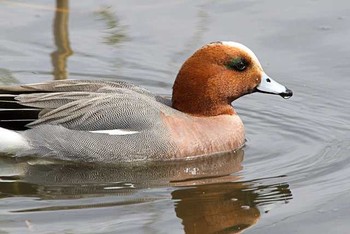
[94, 6, 128, 46]
[0, 68, 18, 85]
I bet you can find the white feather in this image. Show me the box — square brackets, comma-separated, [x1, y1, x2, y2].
[0, 127, 30, 154]
[89, 129, 139, 136]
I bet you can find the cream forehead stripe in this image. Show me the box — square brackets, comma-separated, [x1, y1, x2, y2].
[220, 41, 263, 69]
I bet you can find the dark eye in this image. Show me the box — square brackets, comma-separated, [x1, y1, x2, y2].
[226, 57, 248, 71]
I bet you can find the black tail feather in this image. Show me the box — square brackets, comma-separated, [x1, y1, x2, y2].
[0, 95, 40, 130]
[0, 120, 35, 130]
[0, 109, 40, 120]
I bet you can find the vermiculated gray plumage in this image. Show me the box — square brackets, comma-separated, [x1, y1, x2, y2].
[22, 125, 177, 163]
[0, 80, 174, 129]
[25, 89, 174, 131]
[0, 80, 180, 163]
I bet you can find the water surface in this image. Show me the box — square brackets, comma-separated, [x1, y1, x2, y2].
[0, 0, 349, 233]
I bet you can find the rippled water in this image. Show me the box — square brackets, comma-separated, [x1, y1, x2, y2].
[0, 0, 349, 233]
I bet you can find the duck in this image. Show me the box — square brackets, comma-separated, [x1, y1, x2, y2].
[0, 41, 292, 163]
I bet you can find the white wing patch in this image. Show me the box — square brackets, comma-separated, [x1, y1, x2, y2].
[89, 129, 139, 135]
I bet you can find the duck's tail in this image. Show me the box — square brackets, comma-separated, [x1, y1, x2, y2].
[0, 127, 30, 155]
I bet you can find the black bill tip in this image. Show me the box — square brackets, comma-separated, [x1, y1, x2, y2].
[280, 88, 293, 99]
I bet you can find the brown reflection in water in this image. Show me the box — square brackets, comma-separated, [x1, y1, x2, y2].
[0, 149, 292, 232]
[172, 179, 292, 234]
[173, 183, 259, 234]
[51, 0, 73, 80]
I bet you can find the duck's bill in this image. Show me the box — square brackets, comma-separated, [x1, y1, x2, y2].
[255, 73, 293, 99]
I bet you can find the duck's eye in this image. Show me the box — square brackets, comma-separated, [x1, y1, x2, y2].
[226, 57, 248, 71]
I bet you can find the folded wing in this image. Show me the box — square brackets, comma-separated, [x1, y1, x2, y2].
[0, 80, 173, 131]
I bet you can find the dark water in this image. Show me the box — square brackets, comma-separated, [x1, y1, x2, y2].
[0, 0, 349, 233]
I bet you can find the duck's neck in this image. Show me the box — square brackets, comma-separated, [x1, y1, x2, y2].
[172, 81, 236, 116]
[172, 98, 235, 116]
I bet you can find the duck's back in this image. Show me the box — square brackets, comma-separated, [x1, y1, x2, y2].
[0, 80, 178, 162]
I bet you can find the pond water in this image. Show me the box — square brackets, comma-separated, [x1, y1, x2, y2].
[0, 0, 349, 233]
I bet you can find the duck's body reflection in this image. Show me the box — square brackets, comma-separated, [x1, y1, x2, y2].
[0, 149, 292, 233]
[173, 183, 260, 233]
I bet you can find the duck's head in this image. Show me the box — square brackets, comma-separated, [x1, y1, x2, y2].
[172, 41, 293, 116]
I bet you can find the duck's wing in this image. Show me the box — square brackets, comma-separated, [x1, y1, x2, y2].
[0, 80, 173, 131]
[0, 80, 154, 96]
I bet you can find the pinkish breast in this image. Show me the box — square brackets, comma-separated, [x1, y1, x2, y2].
[162, 114, 245, 159]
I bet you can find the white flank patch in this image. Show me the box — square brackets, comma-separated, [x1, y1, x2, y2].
[90, 129, 139, 136]
[220, 41, 262, 69]
[0, 127, 30, 154]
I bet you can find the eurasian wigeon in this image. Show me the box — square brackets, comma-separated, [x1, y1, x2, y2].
[0, 41, 292, 163]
